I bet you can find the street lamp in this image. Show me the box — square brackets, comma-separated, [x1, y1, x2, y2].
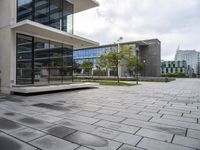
[117, 37, 123, 78]
[136, 46, 140, 85]
[143, 60, 146, 77]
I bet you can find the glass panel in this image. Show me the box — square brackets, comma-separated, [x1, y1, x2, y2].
[49, 0, 62, 30]
[63, 0, 73, 33]
[17, 0, 33, 21]
[17, 0, 74, 33]
[49, 41, 62, 67]
[16, 34, 33, 84]
[34, 38, 49, 85]
[35, 0, 49, 25]
[49, 41, 62, 84]
[49, 69, 62, 84]
[16, 34, 73, 85]
[63, 44, 73, 56]
[63, 67, 72, 83]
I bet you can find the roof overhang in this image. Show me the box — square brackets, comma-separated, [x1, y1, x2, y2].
[68, 0, 99, 13]
[121, 39, 160, 47]
[135, 41, 149, 46]
[11, 20, 99, 49]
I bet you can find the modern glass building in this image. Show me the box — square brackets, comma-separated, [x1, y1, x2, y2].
[74, 45, 118, 68]
[0, 0, 99, 93]
[17, 0, 73, 33]
[74, 39, 161, 77]
[16, 34, 73, 85]
[198, 52, 200, 77]
[175, 50, 199, 74]
[161, 61, 188, 75]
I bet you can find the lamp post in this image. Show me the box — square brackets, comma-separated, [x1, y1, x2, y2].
[136, 46, 140, 85]
[117, 37, 123, 78]
[143, 60, 146, 77]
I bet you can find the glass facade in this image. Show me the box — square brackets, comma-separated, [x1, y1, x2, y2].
[17, 0, 74, 34]
[16, 34, 33, 84]
[161, 61, 187, 74]
[74, 46, 118, 68]
[16, 34, 73, 85]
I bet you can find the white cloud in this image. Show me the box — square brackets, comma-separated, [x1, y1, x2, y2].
[74, 0, 200, 60]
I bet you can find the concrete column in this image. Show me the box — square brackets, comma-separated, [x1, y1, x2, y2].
[0, 0, 16, 93]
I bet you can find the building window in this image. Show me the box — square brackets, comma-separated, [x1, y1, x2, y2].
[35, 0, 49, 25]
[34, 37, 50, 85]
[17, 0, 33, 22]
[17, 0, 74, 33]
[16, 33, 73, 85]
[63, 0, 73, 33]
[16, 34, 33, 84]
[49, 0, 63, 30]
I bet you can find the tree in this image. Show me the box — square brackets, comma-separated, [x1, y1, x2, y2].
[80, 61, 93, 76]
[98, 48, 122, 82]
[96, 54, 109, 76]
[106, 48, 122, 82]
[73, 61, 81, 74]
[120, 45, 144, 77]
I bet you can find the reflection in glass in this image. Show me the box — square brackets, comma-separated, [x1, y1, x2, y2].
[16, 34, 73, 85]
[35, 0, 49, 25]
[63, 0, 73, 33]
[49, 0, 62, 30]
[34, 38, 49, 84]
[17, 0, 33, 21]
[16, 34, 33, 84]
[17, 0, 74, 33]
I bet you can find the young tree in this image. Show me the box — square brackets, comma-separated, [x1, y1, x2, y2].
[97, 48, 122, 82]
[80, 61, 93, 76]
[120, 45, 144, 77]
[106, 48, 121, 82]
[96, 54, 109, 75]
[73, 61, 81, 74]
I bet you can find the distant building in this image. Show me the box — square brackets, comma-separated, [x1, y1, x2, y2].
[161, 61, 188, 76]
[175, 50, 199, 75]
[74, 39, 161, 77]
[198, 52, 200, 77]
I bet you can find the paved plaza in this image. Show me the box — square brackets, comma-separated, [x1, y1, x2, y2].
[0, 79, 200, 150]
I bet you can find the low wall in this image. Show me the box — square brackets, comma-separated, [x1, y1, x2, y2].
[74, 76, 176, 82]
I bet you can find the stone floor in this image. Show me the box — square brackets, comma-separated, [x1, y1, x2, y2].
[0, 78, 200, 150]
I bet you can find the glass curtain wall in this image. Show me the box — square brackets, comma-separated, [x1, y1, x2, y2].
[63, 0, 73, 33]
[16, 34, 33, 84]
[17, 0, 73, 34]
[49, 0, 63, 30]
[34, 38, 49, 85]
[63, 44, 73, 82]
[35, 0, 49, 25]
[16, 34, 73, 85]
[17, 0, 33, 21]
[49, 41, 63, 84]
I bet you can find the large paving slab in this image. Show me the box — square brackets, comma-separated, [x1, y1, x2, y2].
[30, 135, 79, 150]
[137, 137, 194, 150]
[0, 79, 200, 150]
[64, 131, 122, 150]
[0, 133, 37, 150]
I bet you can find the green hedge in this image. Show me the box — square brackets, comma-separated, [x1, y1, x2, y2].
[161, 72, 187, 78]
[93, 70, 107, 76]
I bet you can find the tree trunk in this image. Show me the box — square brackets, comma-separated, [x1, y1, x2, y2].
[116, 65, 120, 83]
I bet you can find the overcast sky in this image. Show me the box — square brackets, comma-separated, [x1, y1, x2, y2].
[74, 0, 200, 60]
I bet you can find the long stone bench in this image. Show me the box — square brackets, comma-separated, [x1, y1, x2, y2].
[11, 83, 98, 94]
